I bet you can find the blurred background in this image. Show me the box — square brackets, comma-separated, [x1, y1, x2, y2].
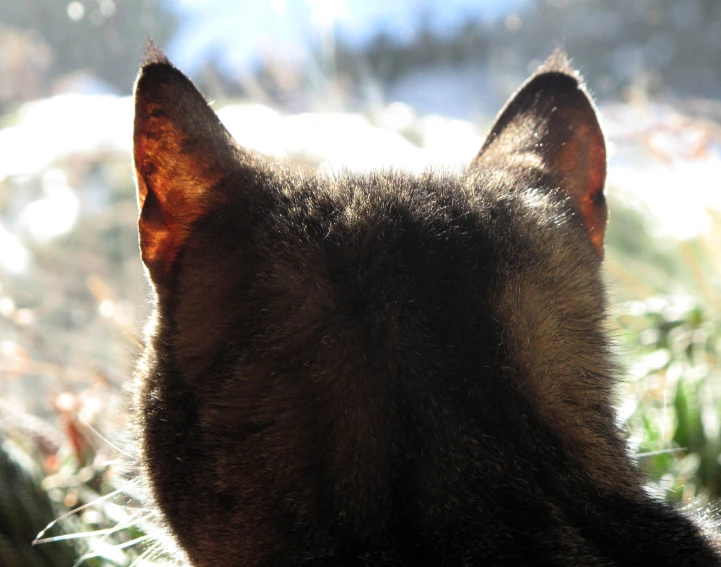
[0, 1, 720, 565]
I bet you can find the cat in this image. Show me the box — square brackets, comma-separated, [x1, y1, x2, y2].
[131, 44, 721, 566]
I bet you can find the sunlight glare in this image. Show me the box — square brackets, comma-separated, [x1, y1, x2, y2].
[0, 223, 30, 274]
[19, 169, 80, 243]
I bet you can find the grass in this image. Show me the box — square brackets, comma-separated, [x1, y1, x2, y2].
[607, 195, 721, 504]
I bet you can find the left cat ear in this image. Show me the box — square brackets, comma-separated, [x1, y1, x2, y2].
[473, 51, 607, 256]
[133, 45, 241, 287]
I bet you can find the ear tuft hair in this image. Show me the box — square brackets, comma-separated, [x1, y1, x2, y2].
[142, 38, 170, 67]
[537, 48, 578, 79]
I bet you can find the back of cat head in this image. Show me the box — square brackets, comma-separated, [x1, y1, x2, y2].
[129, 47, 718, 566]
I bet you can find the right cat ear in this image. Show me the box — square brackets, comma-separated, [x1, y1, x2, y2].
[473, 51, 607, 257]
[133, 45, 240, 288]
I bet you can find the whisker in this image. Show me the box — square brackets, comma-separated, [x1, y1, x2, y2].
[78, 413, 133, 457]
[33, 520, 136, 545]
[34, 487, 124, 541]
[636, 447, 687, 458]
[70, 535, 153, 567]
[129, 540, 164, 567]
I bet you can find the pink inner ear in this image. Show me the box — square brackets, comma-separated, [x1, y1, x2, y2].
[576, 180, 607, 258]
[135, 158, 217, 286]
[133, 82, 234, 286]
[136, 177, 178, 283]
[554, 123, 607, 257]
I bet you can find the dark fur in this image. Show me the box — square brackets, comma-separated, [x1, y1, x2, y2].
[131, 47, 721, 566]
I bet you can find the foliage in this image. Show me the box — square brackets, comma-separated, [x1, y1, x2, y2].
[607, 198, 721, 503]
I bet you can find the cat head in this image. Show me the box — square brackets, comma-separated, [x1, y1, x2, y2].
[133, 48, 606, 293]
[132, 47, 614, 566]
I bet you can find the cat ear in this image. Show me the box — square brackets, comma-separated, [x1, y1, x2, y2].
[133, 44, 240, 287]
[473, 50, 607, 256]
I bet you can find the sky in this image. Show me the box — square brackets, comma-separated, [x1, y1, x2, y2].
[165, 0, 528, 74]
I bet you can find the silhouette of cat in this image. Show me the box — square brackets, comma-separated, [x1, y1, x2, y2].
[131, 46, 721, 566]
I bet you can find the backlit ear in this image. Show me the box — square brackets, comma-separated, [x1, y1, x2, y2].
[474, 51, 607, 256]
[133, 45, 240, 287]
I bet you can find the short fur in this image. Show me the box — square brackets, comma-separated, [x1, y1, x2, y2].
[131, 48, 721, 566]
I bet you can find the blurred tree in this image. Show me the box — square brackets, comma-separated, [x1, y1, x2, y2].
[0, 25, 53, 110]
[333, 0, 721, 103]
[522, 0, 721, 99]
[0, 0, 176, 100]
